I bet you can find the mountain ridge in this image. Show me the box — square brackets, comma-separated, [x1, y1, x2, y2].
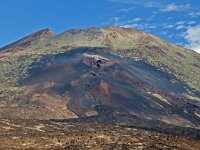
[0, 26, 199, 92]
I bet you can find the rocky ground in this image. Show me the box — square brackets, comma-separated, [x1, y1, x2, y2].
[0, 119, 199, 150]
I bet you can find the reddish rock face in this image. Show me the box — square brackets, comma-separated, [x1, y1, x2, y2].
[100, 81, 111, 97]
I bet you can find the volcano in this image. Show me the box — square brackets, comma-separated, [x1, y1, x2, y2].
[0, 27, 200, 144]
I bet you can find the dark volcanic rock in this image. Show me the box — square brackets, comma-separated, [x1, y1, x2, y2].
[17, 47, 200, 128]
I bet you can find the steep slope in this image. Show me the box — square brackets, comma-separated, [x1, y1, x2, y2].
[0, 27, 199, 127]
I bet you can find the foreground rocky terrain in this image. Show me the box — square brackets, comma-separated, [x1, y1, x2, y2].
[0, 119, 199, 150]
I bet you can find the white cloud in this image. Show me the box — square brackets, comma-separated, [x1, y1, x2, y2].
[120, 24, 133, 28]
[175, 21, 196, 26]
[120, 23, 156, 30]
[189, 12, 200, 18]
[177, 32, 185, 38]
[116, 7, 135, 13]
[163, 24, 174, 29]
[176, 25, 187, 30]
[101, 17, 122, 26]
[160, 31, 168, 35]
[187, 21, 196, 25]
[161, 3, 190, 12]
[175, 42, 184, 46]
[147, 25, 156, 29]
[168, 34, 173, 38]
[133, 17, 142, 22]
[120, 23, 140, 29]
[144, 2, 155, 8]
[102, 16, 144, 28]
[176, 21, 186, 25]
[184, 25, 200, 53]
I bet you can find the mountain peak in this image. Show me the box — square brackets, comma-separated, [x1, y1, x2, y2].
[0, 28, 55, 52]
[33, 28, 54, 38]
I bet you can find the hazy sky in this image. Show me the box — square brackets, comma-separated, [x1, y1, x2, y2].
[0, 0, 200, 53]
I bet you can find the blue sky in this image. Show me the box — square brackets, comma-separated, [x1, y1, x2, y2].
[0, 0, 200, 53]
